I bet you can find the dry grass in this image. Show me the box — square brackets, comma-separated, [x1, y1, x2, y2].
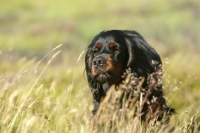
[90, 61, 175, 133]
[0, 49, 199, 133]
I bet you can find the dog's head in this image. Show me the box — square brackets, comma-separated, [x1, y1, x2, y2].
[85, 30, 129, 86]
[85, 30, 162, 88]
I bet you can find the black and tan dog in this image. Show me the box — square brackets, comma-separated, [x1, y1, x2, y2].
[85, 30, 174, 119]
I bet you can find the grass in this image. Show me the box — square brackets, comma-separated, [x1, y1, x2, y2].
[0, 0, 200, 132]
[0, 47, 199, 133]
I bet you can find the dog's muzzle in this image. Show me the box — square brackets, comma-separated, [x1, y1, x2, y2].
[93, 56, 106, 68]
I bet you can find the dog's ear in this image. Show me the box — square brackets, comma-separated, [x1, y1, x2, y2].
[124, 31, 162, 78]
[85, 46, 105, 115]
[125, 35, 156, 77]
[123, 31, 141, 68]
[85, 47, 100, 89]
[85, 48, 93, 88]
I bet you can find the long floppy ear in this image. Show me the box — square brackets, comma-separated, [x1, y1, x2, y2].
[85, 47, 105, 114]
[85, 48, 94, 88]
[124, 31, 142, 68]
[124, 33, 160, 77]
[85, 47, 101, 89]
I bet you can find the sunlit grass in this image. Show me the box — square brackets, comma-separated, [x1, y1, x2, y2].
[0, 46, 91, 132]
[0, 45, 199, 132]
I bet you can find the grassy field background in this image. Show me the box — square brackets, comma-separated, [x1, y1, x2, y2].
[0, 0, 200, 132]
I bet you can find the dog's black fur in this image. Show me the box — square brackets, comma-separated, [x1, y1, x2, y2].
[85, 30, 162, 115]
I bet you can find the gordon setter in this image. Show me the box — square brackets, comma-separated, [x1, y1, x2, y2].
[85, 30, 162, 115]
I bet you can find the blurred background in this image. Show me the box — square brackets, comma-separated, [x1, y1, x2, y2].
[0, 0, 200, 132]
[1, 0, 199, 57]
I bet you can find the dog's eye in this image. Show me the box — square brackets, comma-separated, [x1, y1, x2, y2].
[93, 49, 99, 55]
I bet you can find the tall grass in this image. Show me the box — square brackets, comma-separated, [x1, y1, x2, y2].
[0, 48, 199, 133]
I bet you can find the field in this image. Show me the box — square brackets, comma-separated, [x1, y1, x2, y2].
[0, 0, 200, 132]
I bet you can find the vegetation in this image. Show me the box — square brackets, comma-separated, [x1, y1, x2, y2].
[0, 0, 199, 132]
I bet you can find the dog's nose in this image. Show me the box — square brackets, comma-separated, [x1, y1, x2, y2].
[93, 57, 106, 67]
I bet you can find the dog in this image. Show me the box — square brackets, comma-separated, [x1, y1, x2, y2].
[85, 30, 162, 115]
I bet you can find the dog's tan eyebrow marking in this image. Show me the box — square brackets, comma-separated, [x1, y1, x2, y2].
[96, 42, 101, 49]
[109, 42, 116, 49]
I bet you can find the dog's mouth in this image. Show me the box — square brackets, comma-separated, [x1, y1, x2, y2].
[95, 72, 121, 85]
[98, 73, 107, 78]
[96, 73, 108, 83]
